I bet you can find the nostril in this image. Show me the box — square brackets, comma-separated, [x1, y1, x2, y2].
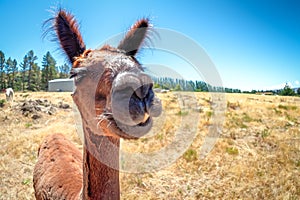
[133, 83, 153, 100]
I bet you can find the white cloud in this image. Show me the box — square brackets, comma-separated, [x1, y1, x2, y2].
[295, 80, 299, 85]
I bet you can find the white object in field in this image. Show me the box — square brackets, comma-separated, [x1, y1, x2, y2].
[5, 88, 14, 102]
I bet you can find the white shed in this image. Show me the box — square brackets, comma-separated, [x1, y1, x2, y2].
[48, 78, 74, 92]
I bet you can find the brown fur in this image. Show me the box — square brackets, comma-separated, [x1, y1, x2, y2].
[117, 18, 149, 56]
[54, 10, 86, 63]
[33, 9, 160, 200]
[33, 134, 82, 200]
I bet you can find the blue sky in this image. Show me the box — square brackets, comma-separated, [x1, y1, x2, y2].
[0, 0, 299, 91]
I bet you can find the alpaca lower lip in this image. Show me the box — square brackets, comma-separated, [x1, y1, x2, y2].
[113, 117, 153, 139]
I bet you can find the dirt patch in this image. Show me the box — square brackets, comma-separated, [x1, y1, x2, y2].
[10, 97, 71, 120]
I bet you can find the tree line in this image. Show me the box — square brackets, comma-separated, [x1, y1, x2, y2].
[1, 49, 299, 97]
[153, 77, 241, 93]
[0, 50, 70, 91]
[153, 77, 300, 96]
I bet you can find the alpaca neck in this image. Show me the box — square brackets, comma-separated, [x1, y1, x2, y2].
[82, 124, 120, 200]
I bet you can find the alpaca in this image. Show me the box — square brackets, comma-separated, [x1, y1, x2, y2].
[4, 88, 14, 102]
[33, 9, 162, 200]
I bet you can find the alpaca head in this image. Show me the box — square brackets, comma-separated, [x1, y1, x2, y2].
[52, 10, 162, 139]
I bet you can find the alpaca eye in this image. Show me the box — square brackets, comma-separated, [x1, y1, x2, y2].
[70, 67, 87, 81]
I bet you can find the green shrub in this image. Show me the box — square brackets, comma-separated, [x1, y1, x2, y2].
[0, 99, 5, 107]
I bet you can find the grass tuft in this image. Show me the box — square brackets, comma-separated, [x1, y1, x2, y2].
[22, 179, 31, 185]
[176, 110, 189, 116]
[25, 123, 33, 128]
[226, 147, 239, 155]
[278, 104, 297, 110]
[261, 129, 270, 138]
[227, 101, 240, 110]
[183, 149, 198, 162]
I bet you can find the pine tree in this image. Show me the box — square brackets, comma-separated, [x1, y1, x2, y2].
[5, 57, 13, 88]
[20, 55, 29, 91]
[187, 80, 195, 91]
[27, 50, 38, 91]
[42, 52, 57, 90]
[0, 51, 5, 90]
[11, 59, 18, 89]
[31, 63, 41, 91]
[280, 83, 295, 96]
[174, 84, 181, 91]
[58, 63, 70, 78]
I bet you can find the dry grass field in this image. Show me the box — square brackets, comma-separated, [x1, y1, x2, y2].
[0, 91, 299, 199]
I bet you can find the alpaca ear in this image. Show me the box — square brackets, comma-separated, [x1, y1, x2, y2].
[54, 10, 86, 63]
[118, 18, 149, 56]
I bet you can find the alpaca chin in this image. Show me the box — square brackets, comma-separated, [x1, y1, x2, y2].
[114, 116, 153, 139]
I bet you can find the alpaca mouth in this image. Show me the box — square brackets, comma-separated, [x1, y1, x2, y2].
[98, 112, 153, 139]
[113, 115, 153, 139]
[98, 87, 162, 139]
